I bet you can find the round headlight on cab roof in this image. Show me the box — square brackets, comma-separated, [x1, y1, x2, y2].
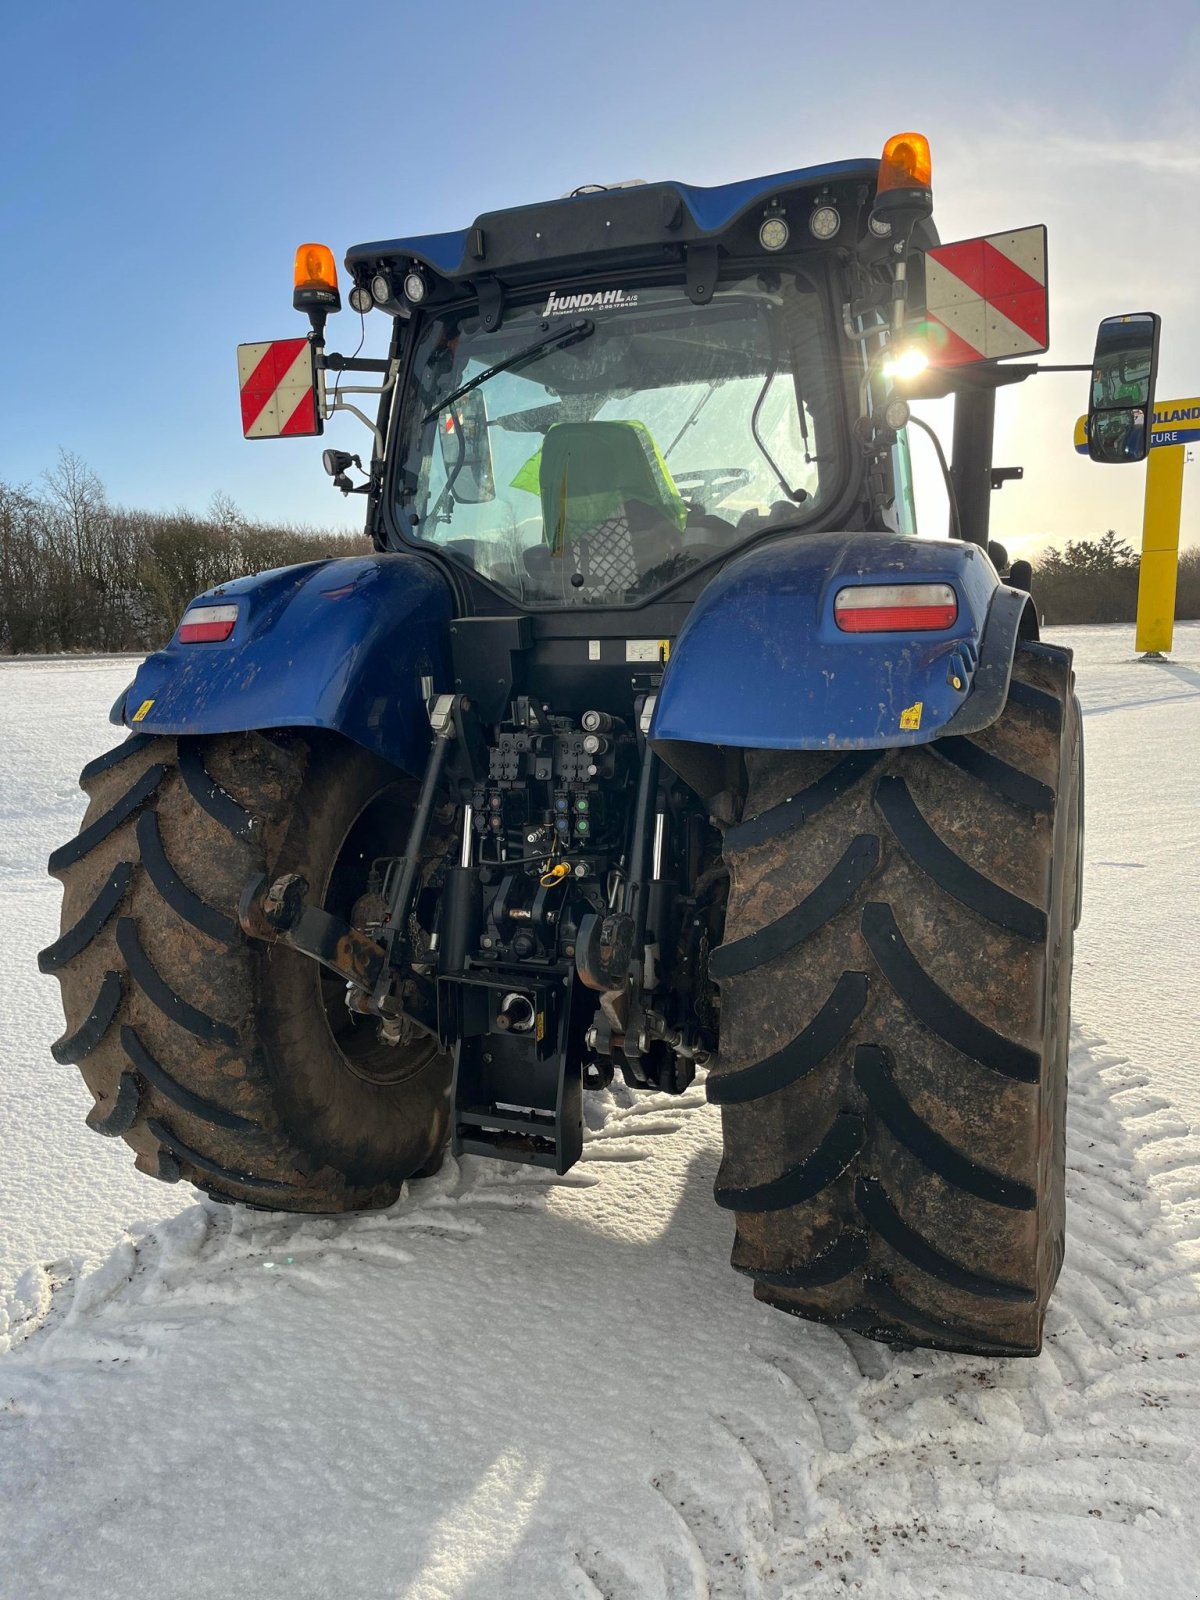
[759, 214, 790, 252]
[403, 269, 428, 304]
[348, 284, 373, 314]
[809, 205, 840, 241]
[370, 272, 392, 305]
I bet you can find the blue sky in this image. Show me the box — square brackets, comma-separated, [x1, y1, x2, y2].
[3, 0, 1197, 551]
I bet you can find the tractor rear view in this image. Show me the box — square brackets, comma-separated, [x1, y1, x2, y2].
[44, 133, 1159, 1354]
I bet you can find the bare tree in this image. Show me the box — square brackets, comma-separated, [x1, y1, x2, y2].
[2, 456, 370, 655]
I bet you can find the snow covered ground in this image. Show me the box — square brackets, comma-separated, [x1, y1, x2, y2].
[1, 626, 1198, 1599]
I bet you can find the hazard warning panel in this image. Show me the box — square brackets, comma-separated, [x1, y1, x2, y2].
[923, 225, 1048, 367]
[237, 338, 322, 439]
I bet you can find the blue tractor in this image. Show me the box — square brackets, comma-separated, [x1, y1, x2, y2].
[44, 134, 1158, 1355]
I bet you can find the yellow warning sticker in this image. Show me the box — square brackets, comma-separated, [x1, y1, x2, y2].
[899, 701, 923, 731]
[659, 639, 671, 663]
[131, 699, 155, 723]
[536, 1011, 546, 1043]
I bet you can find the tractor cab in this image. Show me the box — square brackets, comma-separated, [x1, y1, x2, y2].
[303, 144, 944, 619]
[388, 273, 838, 608]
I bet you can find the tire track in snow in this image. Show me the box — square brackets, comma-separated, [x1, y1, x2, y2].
[3, 1034, 1199, 1598]
[575, 1029, 1200, 1600]
[0, 1078, 699, 1358]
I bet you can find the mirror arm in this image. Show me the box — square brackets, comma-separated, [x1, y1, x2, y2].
[315, 357, 401, 459]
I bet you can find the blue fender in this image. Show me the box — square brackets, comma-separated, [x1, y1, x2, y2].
[650, 532, 1033, 754]
[116, 554, 454, 775]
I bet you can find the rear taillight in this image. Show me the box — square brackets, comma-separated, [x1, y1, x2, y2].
[834, 583, 957, 633]
[178, 603, 238, 643]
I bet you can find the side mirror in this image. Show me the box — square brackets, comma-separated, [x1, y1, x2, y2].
[437, 387, 495, 504]
[1087, 313, 1160, 464]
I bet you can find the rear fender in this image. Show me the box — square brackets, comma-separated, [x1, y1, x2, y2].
[650, 531, 1034, 765]
[115, 554, 453, 776]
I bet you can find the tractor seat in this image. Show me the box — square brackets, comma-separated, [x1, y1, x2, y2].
[533, 421, 687, 600]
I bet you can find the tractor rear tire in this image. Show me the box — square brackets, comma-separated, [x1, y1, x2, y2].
[709, 643, 1080, 1356]
[42, 730, 452, 1212]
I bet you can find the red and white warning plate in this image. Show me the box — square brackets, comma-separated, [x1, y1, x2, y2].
[923, 225, 1048, 366]
[237, 338, 322, 439]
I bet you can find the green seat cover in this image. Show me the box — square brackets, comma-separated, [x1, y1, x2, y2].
[512, 421, 687, 552]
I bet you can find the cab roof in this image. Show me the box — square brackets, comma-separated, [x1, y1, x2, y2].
[344, 159, 879, 289]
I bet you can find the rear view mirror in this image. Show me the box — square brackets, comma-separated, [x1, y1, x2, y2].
[438, 387, 495, 503]
[1087, 313, 1160, 464]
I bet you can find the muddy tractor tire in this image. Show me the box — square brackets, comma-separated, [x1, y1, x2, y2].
[709, 643, 1081, 1356]
[42, 731, 452, 1211]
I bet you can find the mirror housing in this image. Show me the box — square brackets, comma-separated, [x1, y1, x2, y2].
[1087, 312, 1160, 464]
[437, 388, 495, 504]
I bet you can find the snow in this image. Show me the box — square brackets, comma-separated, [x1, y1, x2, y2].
[2, 626, 1199, 1599]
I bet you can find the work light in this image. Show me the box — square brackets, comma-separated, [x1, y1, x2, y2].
[759, 214, 789, 251]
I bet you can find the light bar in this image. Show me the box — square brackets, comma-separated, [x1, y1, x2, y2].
[835, 583, 957, 633]
[178, 603, 239, 644]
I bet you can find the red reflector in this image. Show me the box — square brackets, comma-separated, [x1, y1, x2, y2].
[178, 603, 238, 643]
[837, 604, 958, 632]
[834, 583, 957, 633]
[179, 620, 236, 642]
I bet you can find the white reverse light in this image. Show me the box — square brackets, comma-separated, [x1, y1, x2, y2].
[809, 205, 840, 240]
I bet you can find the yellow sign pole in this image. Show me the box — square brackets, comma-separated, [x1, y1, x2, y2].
[1074, 397, 1198, 656]
[1135, 443, 1186, 655]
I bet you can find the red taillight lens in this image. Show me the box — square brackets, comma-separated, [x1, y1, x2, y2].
[178, 603, 238, 643]
[834, 583, 957, 633]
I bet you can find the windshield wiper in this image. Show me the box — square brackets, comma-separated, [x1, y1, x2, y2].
[422, 317, 595, 425]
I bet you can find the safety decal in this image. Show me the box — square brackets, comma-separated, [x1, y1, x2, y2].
[131, 699, 155, 723]
[625, 640, 671, 663]
[899, 701, 923, 731]
[923, 225, 1048, 366]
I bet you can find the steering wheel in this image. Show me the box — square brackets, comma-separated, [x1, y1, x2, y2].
[670, 467, 753, 507]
